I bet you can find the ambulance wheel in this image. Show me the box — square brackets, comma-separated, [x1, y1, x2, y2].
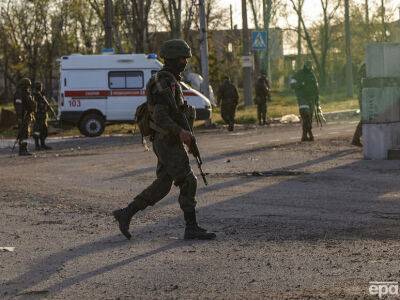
[79, 113, 105, 137]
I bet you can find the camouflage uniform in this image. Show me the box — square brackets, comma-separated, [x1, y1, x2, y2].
[217, 78, 239, 131]
[33, 82, 52, 150]
[132, 69, 197, 213]
[13, 78, 35, 155]
[291, 61, 319, 141]
[352, 63, 366, 147]
[113, 39, 216, 241]
[255, 74, 271, 125]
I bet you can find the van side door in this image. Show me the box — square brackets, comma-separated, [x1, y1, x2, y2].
[107, 70, 145, 121]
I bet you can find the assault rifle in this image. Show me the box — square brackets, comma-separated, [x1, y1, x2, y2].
[180, 107, 208, 186]
[44, 97, 57, 119]
[314, 97, 326, 128]
[161, 78, 208, 186]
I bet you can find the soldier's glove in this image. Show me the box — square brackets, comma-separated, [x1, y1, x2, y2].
[179, 129, 192, 148]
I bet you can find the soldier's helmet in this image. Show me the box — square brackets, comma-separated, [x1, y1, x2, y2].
[160, 39, 192, 60]
[35, 81, 43, 91]
[18, 78, 31, 89]
[304, 60, 313, 70]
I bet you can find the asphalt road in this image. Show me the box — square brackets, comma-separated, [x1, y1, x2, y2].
[1, 121, 400, 299]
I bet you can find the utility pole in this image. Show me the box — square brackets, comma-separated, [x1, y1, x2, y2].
[199, 0, 211, 125]
[104, 0, 113, 49]
[262, 0, 271, 78]
[230, 4, 233, 31]
[344, 0, 353, 97]
[241, 0, 253, 107]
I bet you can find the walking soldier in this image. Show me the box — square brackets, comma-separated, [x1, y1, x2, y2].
[113, 39, 216, 241]
[217, 76, 239, 131]
[255, 73, 271, 125]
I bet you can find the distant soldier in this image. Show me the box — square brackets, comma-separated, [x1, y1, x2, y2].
[13, 78, 36, 156]
[33, 82, 52, 150]
[351, 63, 366, 147]
[254, 73, 271, 125]
[290, 60, 319, 141]
[217, 76, 239, 131]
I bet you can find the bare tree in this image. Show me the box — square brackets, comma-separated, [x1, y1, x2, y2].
[344, 0, 353, 97]
[379, 0, 388, 41]
[248, 0, 283, 78]
[121, 0, 153, 52]
[290, 0, 341, 89]
[159, 0, 182, 38]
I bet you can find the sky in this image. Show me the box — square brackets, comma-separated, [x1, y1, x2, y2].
[220, 0, 400, 29]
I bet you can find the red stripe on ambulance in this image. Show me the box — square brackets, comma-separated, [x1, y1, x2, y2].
[65, 90, 197, 98]
[65, 90, 110, 97]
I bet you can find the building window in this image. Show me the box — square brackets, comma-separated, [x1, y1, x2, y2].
[109, 71, 143, 89]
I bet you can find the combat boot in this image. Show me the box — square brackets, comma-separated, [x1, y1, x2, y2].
[19, 142, 32, 156]
[301, 132, 308, 142]
[113, 202, 140, 240]
[34, 137, 41, 151]
[308, 131, 314, 141]
[40, 139, 52, 150]
[183, 211, 216, 240]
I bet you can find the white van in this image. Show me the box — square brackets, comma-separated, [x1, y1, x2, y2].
[58, 53, 212, 137]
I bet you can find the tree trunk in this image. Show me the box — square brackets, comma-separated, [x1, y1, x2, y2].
[380, 0, 387, 41]
[344, 0, 353, 97]
[296, 0, 303, 70]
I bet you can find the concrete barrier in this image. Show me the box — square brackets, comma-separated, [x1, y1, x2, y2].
[363, 43, 400, 160]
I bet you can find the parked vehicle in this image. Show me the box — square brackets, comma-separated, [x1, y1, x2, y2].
[58, 53, 212, 137]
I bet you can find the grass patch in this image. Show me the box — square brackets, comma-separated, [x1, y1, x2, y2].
[212, 90, 359, 125]
[0, 90, 359, 137]
[0, 102, 13, 110]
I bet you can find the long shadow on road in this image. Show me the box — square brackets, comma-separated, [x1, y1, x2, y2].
[106, 139, 356, 181]
[5, 148, 399, 298]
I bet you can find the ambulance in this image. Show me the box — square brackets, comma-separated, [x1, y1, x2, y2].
[58, 53, 212, 137]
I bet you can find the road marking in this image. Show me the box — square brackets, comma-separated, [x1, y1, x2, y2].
[328, 131, 340, 135]
[270, 139, 280, 142]
[246, 142, 259, 145]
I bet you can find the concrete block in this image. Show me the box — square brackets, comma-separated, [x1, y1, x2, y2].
[362, 87, 400, 123]
[363, 123, 400, 159]
[366, 43, 400, 78]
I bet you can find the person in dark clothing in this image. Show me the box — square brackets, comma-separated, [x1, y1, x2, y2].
[254, 73, 271, 125]
[290, 61, 319, 142]
[217, 77, 239, 131]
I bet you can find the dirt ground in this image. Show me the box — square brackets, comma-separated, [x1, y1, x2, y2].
[1, 121, 400, 299]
